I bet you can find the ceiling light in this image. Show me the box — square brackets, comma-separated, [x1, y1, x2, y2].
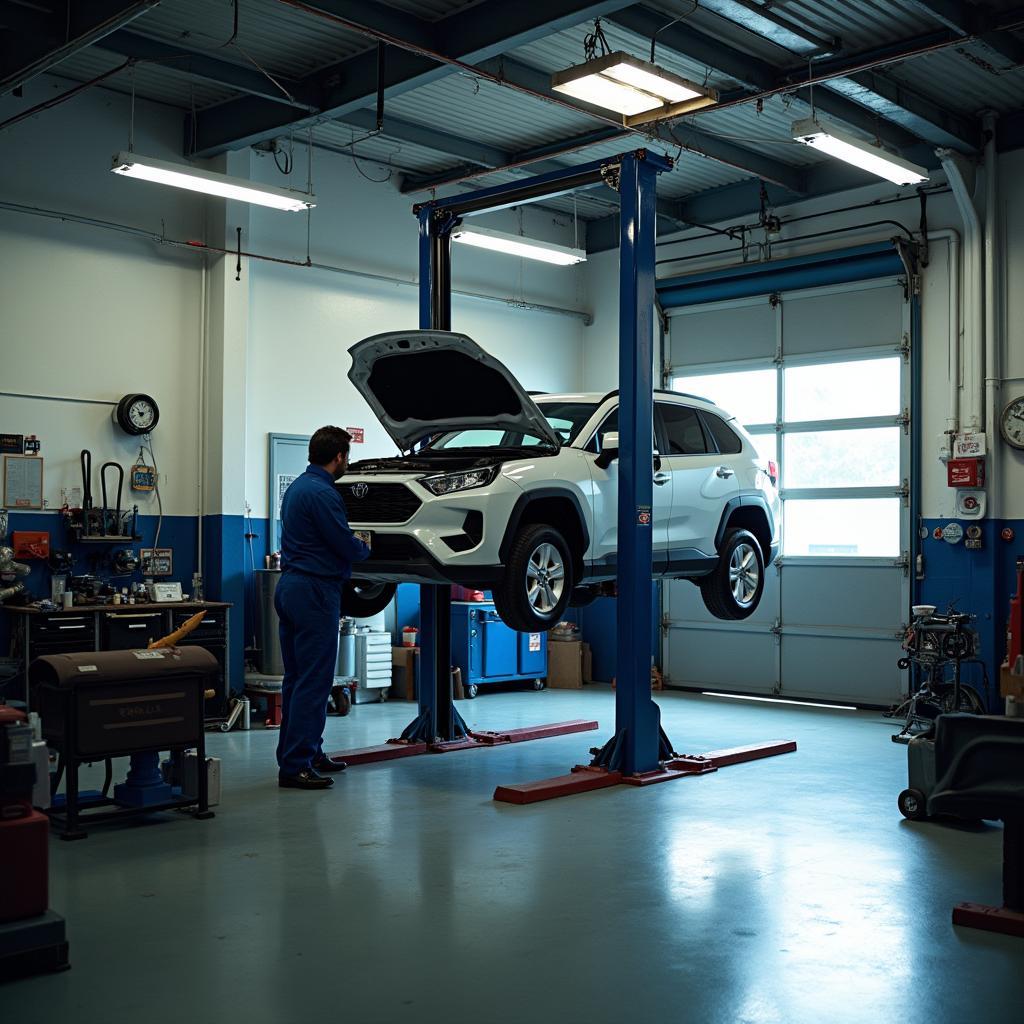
[552, 51, 718, 126]
[111, 152, 316, 211]
[791, 118, 929, 186]
[451, 226, 586, 266]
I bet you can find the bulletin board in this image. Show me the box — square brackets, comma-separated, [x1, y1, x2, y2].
[3, 455, 44, 509]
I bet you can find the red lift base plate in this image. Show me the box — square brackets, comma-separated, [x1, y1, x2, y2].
[953, 902, 1024, 938]
[493, 739, 797, 804]
[326, 720, 598, 767]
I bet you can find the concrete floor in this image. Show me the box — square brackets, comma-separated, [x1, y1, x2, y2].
[6, 687, 1024, 1023]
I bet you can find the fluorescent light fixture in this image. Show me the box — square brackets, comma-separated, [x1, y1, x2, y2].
[111, 152, 316, 212]
[451, 226, 586, 266]
[791, 118, 929, 186]
[701, 692, 857, 711]
[552, 51, 718, 126]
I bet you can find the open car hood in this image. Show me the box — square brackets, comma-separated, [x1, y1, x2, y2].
[348, 330, 561, 452]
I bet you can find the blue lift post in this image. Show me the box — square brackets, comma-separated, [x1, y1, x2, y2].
[325, 148, 792, 784]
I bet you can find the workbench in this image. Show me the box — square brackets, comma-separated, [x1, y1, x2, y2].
[3, 602, 232, 718]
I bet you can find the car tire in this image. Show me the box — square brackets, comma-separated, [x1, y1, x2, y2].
[492, 523, 575, 633]
[342, 579, 397, 619]
[699, 528, 765, 621]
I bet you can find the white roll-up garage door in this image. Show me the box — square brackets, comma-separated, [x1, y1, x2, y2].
[662, 276, 911, 707]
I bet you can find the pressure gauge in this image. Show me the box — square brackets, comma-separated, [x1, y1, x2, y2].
[1000, 395, 1024, 450]
[114, 393, 160, 436]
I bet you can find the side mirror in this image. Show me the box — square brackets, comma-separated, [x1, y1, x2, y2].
[595, 431, 619, 470]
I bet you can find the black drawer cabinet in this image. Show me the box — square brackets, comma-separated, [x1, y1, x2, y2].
[170, 611, 229, 716]
[102, 611, 167, 650]
[7, 603, 231, 720]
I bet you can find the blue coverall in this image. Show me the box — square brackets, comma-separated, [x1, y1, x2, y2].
[275, 464, 370, 777]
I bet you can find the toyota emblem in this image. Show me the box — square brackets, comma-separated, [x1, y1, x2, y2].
[351, 483, 369, 499]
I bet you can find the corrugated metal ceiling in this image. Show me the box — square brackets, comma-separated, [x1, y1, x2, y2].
[24, 0, 1024, 223]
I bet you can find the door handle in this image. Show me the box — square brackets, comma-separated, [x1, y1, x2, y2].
[715, 466, 735, 479]
[653, 472, 671, 486]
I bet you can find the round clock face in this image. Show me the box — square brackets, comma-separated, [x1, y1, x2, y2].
[115, 393, 159, 435]
[129, 398, 156, 430]
[1001, 396, 1024, 450]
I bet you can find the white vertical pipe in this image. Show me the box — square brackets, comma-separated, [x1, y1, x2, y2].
[938, 149, 983, 431]
[196, 258, 208, 579]
[983, 111, 1000, 519]
[927, 229, 962, 436]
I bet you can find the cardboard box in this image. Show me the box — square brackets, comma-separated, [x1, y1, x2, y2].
[1000, 662, 1024, 700]
[392, 646, 419, 701]
[547, 639, 584, 689]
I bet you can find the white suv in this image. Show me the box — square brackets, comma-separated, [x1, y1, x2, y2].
[341, 330, 780, 633]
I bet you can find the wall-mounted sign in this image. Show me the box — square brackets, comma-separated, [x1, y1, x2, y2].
[347, 427, 365, 444]
[953, 432, 987, 458]
[942, 522, 964, 545]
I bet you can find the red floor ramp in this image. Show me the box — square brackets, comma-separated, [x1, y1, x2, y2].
[327, 720, 600, 767]
[493, 766, 623, 805]
[493, 740, 797, 804]
[953, 902, 1024, 938]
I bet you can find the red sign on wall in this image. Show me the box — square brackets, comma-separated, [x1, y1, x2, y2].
[947, 457, 985, 488]
[347, 427, 365, 443]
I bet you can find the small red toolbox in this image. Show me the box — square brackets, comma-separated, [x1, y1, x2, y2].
[0, 810, 49, 922]
[11, 531, 49, 559]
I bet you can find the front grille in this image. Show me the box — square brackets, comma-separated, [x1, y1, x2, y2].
[339, 482, 422, 524]
[365, 534, 424, 560]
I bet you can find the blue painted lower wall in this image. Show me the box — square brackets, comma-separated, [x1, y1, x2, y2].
[918, 518, 1023, 711]
[1, 509, 258, 703]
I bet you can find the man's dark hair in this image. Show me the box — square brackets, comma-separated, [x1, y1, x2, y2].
[309, 426, 352, 466]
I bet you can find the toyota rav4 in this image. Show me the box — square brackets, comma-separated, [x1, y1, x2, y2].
[340, 330, 779, 633]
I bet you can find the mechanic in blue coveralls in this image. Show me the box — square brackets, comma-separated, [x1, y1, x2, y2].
[275, 426, 369, 790]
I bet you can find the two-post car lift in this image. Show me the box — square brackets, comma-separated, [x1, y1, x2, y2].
[329, 149, 795, 796]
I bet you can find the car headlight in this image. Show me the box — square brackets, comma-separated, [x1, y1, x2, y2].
[420, 467, 499, 495]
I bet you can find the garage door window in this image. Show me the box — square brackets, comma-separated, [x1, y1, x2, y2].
[674, 353, 904, 559]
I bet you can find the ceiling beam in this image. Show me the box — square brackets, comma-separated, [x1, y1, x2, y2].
[0, 0, 158, 97]
[186, 0, 632, 157]
[608, 4, 979, 153]
[585, 161, 891, 253]
[902, 0, 1024, 66]
[96, 29, 320, 109]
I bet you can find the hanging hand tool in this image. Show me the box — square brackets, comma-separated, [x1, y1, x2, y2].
[100, 462, 124, 537]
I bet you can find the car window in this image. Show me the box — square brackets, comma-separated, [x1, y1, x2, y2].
[433, 429, 507, 449]
[585, 409, 618, 454]
[658, 403, 707, 455]
[701, 413, 743, 455]
[533, 401, 600, 444]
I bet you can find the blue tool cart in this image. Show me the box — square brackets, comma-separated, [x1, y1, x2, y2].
[450, 601, 547, 698]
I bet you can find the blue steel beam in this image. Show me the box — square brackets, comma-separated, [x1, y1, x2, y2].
[187, 0, 633, 156]
[94, 29, 320, 109]
[903, 0, 1024, 66]
[585, 161, 888, 252]
[608, 5, 979, 152]
[0, 0, 159, 97]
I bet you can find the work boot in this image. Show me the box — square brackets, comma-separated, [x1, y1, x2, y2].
[312, 755, 348, 774]
[279, 767, 334, 790]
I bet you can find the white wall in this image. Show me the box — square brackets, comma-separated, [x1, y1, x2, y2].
[0, 78, 589, 526]
[0, 74, 205, 517]
[582, 158, 1024, 521]
[243, 144, 588, 518]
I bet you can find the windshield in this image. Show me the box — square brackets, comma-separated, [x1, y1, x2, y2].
[425, 400, 599, 451]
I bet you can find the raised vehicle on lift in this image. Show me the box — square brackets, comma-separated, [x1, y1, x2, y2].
[341, 330, 780, 633]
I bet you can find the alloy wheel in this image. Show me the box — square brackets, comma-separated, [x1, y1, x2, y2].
[729, 542, 760, 607]
[525, 542, 566, 614]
